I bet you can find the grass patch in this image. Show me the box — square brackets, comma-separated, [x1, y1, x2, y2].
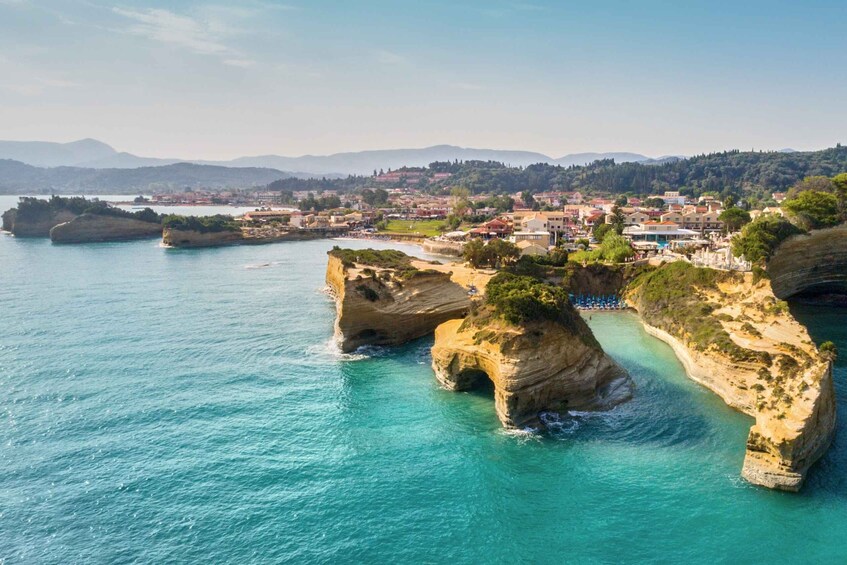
[379, 219, 446, 237]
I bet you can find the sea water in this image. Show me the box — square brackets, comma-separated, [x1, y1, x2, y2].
[1, 233, 845, 563]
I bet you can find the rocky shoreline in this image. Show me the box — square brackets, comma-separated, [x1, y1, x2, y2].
[627, 265, 836, 491]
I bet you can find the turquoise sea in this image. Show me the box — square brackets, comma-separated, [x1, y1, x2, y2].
[1, 223, 846, 562]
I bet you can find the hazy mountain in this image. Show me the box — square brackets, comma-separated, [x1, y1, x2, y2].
[0, 139, 663, 176]
[78, 152, 182, 168]
[0, 160, 291, 194]
[552, 152, 649, 167]
[0, 138, 117, 167]
[217, 145, 557, 175]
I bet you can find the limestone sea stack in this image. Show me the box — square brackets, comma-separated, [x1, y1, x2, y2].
[627, 262, 836, 491]
[326, 248, 471, 353]
[431, 273, 632, 428]
[50, 213, 162, 243]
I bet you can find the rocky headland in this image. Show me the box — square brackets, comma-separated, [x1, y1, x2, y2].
[326, 247, 471, 352]
[430, 274, 631, 428]
[50, 213, 162, 243]
[626, 261, 835, 491]
[163, 226, 246, 248]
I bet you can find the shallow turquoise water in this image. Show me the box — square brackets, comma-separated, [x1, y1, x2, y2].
[1, 234, 845, 563]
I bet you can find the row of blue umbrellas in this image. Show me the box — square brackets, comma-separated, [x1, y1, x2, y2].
[568, 293, 626, 310]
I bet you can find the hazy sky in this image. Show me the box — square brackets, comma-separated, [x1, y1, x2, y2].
[1, 0, 845, 159]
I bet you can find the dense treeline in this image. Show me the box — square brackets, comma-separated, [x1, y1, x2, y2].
[265, 145, 847, 200]
[429, 146, 847, 197]
[162, 214, 240, 233]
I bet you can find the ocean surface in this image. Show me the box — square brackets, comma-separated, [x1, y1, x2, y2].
[1, 231, 846, 563]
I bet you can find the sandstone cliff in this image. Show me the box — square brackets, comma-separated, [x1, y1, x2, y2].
[768, 224, 847, 299]
[6, 209, 77, 237]
[1, 208, 16, 232]
[431, 317, 631, 428]
[163, 227, 244, 248]
[326, 251, 470, 352]
[627, 262, 835, 491]
[50, 213, 162, 243]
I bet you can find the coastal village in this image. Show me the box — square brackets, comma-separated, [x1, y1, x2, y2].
[142, 181, 785, 271]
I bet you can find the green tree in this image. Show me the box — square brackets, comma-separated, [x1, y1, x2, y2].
[598, 231, 634, 263]
[593, 221, 613, 241]
[783, 190, 840, 230]
[463, 238, 487, 268]
[610, 205, 625, 234]
[718, 207, 752, 233]
[487, 238, 520, 268]
[831, 173, 847, 221]
[731, 215, 805, 264]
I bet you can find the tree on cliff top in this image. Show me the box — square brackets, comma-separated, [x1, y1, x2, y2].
[783, 190, 840, 230]
[731, 215, 805, 264]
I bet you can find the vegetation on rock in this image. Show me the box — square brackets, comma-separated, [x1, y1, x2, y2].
[732, 215, 806, 264]
[162, 214, 240, 233]
[12, 195, 162, 224]
[628, 262, 762, 362]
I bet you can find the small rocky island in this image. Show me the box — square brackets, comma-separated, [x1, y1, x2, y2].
[2, 196, 162, 242]
[431, 273, 632, 428]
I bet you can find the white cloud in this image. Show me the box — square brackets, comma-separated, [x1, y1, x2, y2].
[374, 50, 406, 65]
[113, 7, 230, 55]
[223, 58, 257, 68]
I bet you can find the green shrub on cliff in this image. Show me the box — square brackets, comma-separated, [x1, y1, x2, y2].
[163, 214, 239, 233]
[820, 341, 838, 361]
[484, 272, 587, 330]
[731, 215, 805, 264]
[329, 247, 413, 270]
[629, 262, 759, 361]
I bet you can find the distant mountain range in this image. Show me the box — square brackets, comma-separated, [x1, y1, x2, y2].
[0, 160, 292, 195]
[0, 139, 662, 176]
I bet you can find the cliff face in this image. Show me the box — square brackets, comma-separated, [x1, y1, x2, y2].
[430, 317, 631, 428]
[7, 209, 77, 237]
[50, 213, 161, 243]
[1, 208, 15, 232]
[768, 224, 847, 299]
[627, 264, 835, 491]
[326, 254, 470, 353]
[163, 227, 244, 248]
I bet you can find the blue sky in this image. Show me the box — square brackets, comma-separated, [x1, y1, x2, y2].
[0, 0, 845, 159]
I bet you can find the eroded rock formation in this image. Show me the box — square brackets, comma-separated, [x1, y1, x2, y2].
[50, 213, 162, 243]
[163, 227, 245, 248]
[768, 224, 847, 299]
[431, 317, 632, 428]
[326, 251, 471, 353]
[5, 209, 77, 237]
[627, 262, 835, 491]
